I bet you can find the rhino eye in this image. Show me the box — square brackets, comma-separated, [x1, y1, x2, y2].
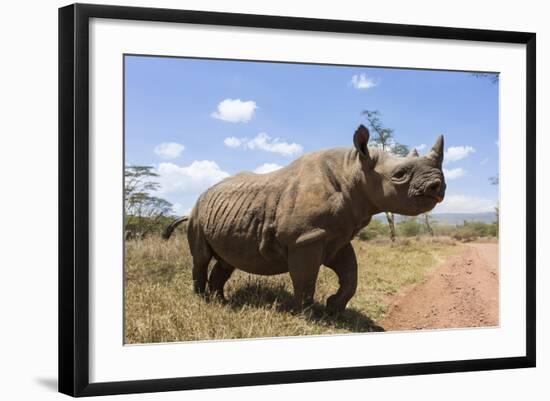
[392, 168, 408, 180]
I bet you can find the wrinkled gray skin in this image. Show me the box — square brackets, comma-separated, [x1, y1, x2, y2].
[165, 125, 446, 313]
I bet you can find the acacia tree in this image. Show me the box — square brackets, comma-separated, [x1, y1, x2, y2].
[489, 174, 499, 235]
[423, 212, 434, 236]
[474, 73, 499, 232]
[125, 165, 172, 239]
[362, 110, 410, 241]
[471, 72, 499, 84]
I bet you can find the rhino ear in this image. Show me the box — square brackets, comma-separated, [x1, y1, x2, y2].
[427, 135, 444, 166]
[407, 148, 419, 158]
[353, 124, 371, 160]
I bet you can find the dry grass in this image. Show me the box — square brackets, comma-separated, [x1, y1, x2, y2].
[124, 234, 459, 344]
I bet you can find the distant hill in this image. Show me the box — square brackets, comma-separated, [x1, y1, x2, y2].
[429, 212, 497, 225]
[373, 212, 497, 225]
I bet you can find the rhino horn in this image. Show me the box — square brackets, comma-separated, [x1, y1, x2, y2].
[427, 135, 444, 165]
[407, 148, 419, 158]
[353, 124, 371, 161]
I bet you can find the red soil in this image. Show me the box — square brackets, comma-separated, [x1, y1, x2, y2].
[381, 243, 499, 331]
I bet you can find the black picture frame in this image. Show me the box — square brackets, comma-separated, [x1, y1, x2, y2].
[59, 3, 536, 397]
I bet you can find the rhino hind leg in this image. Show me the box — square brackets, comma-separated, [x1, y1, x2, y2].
[288, 242, 323, 312]
[208, 260, 235, 302]
[189, 236, 212, 296]
[324, 243, 358, 314]
[191, 257, 210, 295]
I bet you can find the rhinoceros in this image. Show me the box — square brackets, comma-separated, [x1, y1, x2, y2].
[163, 125, 446, 313]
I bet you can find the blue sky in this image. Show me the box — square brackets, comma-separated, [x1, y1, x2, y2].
[125, 55, 499, 215]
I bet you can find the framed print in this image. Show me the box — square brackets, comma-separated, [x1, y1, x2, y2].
[58, 3, 536, 397]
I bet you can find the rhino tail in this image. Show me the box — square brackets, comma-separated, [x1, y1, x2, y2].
[162, 216, 189, 240]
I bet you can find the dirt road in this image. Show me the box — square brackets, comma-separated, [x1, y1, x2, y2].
[381, 243, 499, 331]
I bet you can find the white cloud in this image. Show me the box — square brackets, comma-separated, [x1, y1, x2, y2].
[224, 133, 303, 156]
[444, 145, 476, 163]
[156, 161, 230, 195]
[155, 161, 231, 217]
[414, 144, 427, 151]
[434, 194, 497, 214]
[443, 167, 466, 180]
[224, 137, 243, 148]
[480, 157, 489, 165]
[254, 163, 283, 174]
[246, 133, 303, 156]
[171, 203, 192, 216]
[211, 98, 257, 123]
[154, 142, 185, 159]
[350, 74, 377, 89]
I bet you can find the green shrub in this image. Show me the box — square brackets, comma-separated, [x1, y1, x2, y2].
[358, 219, 390, 240]
[397, 218, 422, 237]
[125, 214, 175, 240]
[452, 221, 498, 241]
[432, 223, 456, 237]
[488, 222, 498, 237]
[359, 218, 498, 241]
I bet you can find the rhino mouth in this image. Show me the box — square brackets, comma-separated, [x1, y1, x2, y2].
[413, 194, 441, 210]
[425, 193, 444, 203]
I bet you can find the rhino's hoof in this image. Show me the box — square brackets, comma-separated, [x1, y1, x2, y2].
[326, 295, 345, 315]
[216, 296, 229, 305]
[206, 291, 228, 304]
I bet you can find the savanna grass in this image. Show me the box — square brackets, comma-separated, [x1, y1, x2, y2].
[124, 233, 458, 344]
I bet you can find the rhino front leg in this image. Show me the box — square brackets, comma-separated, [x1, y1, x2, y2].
[325, 243, 358, 314]
[288, 241, 323, 312]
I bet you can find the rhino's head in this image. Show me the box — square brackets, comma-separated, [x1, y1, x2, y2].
[353, 124, 446, 216]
